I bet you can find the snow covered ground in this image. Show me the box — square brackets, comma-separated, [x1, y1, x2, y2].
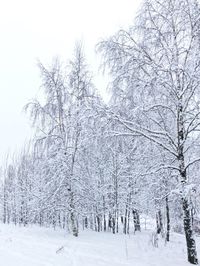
[0, 223, 199, 266]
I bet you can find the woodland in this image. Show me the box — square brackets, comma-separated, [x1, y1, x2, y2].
[1, 0, 200, 264]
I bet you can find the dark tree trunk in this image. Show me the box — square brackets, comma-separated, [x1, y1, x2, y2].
[166, 196, 170, 242]
[103, 196, 106, 231]
[104, 214, 106, 231]
[108, 213, 112, 231]
[52, 213, 56, 230]
[112, 217, 115, 234]
[94, 214, 97, 232]
[127, 210, 130, 234]
[123, 208, 128, 234]
[177, 94, 198, 264]
[133, 209, 141, 232]
[191, 204, 194, 227]
[85, 217, 88, 229]
[156, 210, 163, 234]
[58, 212, 61, 228]
[182, 197, 198, 264]
[97, 215, 100, 232]
[156, 213, 160, 234]
[62, 215, 66, 229]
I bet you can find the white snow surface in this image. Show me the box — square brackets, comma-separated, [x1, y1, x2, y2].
[0, 223, 198, 266]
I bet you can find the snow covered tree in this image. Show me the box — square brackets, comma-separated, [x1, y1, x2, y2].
[98, 0, 200, 263]
[24, 43, 101, 236]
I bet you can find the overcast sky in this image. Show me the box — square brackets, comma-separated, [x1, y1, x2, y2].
[0, 0, 141, 162]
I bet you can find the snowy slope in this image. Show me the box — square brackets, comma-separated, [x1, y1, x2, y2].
[0, 224, 198, 266]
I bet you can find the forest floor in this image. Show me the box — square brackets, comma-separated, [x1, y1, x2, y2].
[0, 222, 199, 266]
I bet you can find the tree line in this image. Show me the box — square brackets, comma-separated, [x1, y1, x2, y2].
[1, 0, 200, 264]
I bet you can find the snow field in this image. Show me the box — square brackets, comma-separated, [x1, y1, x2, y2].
[0, 223, 197, 266]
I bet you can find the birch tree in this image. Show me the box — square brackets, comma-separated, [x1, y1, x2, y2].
[98, 0, 200, 263]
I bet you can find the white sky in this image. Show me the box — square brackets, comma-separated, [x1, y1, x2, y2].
[0, 0, 141, 161]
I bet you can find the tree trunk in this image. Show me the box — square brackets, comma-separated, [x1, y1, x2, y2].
[90, 213, 94, 230]
[112, 217, 115, 234]
[156, 210, 163, 234]
[123, 207, 128, 234]
[127, 210, 130, 234]
[70, 210, 78, 236]
[85, 217, 88, 229]
[166, 196, 170, 242]
[70, 192, 78, 237]
[104, 214, 106, 231]
[62, 215, 66, 229]
[133, 209, 141, 232]
[108, 213, 112, 231]
[97, 215, 100, 232]
[103, 196, 106, 231]
[177, 88, 198, 264]
[182, 197, 198, 264]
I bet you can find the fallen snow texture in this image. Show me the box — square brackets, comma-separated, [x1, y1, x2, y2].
[0, 223, 198, 266]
